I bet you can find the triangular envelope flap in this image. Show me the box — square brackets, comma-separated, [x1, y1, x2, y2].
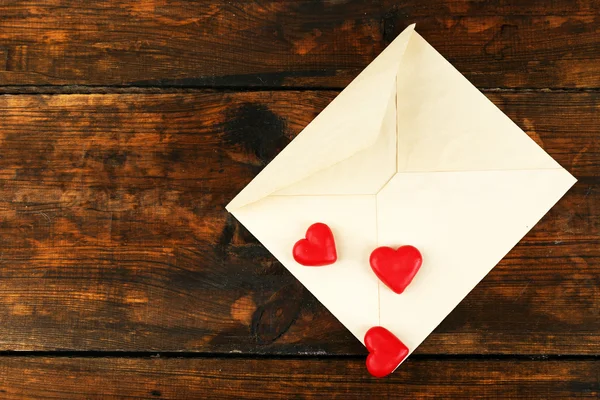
[227, 25, 415, 210]
[273, 88, 396, 196]
[231, 195, 380, 343]
[376, 169, 576, 354]
[395, 32, 561, 172]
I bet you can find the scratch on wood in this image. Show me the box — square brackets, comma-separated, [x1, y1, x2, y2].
[513, 281, 531, 303]
[108, 212, 113, 243]
[38, 212, 51, 223]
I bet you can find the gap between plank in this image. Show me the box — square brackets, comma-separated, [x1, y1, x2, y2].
[0, 351, 595, 361]
[0, 86, 598, 95]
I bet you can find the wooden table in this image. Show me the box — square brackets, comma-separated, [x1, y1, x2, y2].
[0, 1, 597, 398]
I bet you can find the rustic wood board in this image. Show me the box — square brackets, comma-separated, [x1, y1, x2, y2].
[0, 1, 598, 396]
[0, 1, 598, 88]
[0, 92, 596, 355]
[0, 357, 597, 399]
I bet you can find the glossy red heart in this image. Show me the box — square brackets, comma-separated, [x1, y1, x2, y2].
[365, 326, 409, 378]
[370, 245, 422, 294]
[293, 223, 337, 266]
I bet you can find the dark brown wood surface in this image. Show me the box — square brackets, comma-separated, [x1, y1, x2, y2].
[0, 358, 597, 399]
[0, 92, 597, 357]
[0, 1, 597, 398]
[0, 1, 598, 89]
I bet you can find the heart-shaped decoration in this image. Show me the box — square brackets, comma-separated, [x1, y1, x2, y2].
[293, 223, 337, 266]
[370, 245, 422, 294]
[365, 326, 409, 378]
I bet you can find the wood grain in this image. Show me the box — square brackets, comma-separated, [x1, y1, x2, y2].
[0, 1, 596, 397]
[0, 92, 596, 354]
[0, 357, 596, 399]
[0, 1, 598, 88]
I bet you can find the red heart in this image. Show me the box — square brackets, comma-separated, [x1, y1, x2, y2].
[370, 245, 422, 294]
[293, 223, 337, 266]
[365, 326, 409, 378]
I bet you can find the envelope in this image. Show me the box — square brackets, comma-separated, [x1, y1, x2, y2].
[226, 24, 576, 366]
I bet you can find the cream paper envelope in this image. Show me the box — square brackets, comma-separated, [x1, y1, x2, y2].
[226, 24, 576, 365]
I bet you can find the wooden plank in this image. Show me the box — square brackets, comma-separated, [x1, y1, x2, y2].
[0, 2, 598, 88]
[0, 238, 597, 354]
[0, 91, 596, 354]
[0, 357, 596, 399]
[0, 92, 596, 181]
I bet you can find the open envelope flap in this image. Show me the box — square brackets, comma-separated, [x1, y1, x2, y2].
[395, 32, 562, 172]
[226, 25, 416, 211]
[273, 87, 397, 196]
